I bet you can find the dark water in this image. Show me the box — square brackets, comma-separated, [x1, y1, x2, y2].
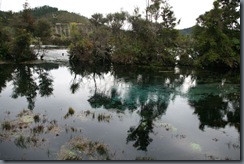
[0, 54, 240, 160]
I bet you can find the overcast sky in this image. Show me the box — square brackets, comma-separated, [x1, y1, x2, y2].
[0, 0, 214, 29]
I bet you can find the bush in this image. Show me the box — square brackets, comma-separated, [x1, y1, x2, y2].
[0, 27, 12, 60]
[11, 29, 36, 62]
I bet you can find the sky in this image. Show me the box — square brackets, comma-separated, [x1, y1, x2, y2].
[0, 0, 214, 29]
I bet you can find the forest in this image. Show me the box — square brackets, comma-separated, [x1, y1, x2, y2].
[0, 0, 240, 70]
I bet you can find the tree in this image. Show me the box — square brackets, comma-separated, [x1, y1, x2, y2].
[156, 0, 180, 49]
[193, 0, 240, 69]
[90, 13, 106, 27]
[68, 1, 180, 66]
[105, 11, 128, 33]
[34, 18, 52, 44]
[31, 5, 58, 19]
[0, 27, 12, 60]
[11, 29, 35, 62]
[21, 0, 35, 33]
[4, 1, 37, 62]
[146, 0, 162, 23]
[160, 0, 179, 29]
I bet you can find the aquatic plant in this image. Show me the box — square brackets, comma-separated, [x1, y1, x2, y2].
[17, 109, 29, 118]
[59, 149, 82, 160]
[68, 107, 75, 115]
[174, 134, 186, 139]
[77, 110, 96, 121]
[58, 137, 112, 160]
[155, 122, 177, 132]
[136, 156, 154, 160]
[1, 121, 12, 131]
[14, 135, 27, 149]
[20, 115, 34, 124]
[33, 115, 40, 123]
[32, 125, 44, 134]
[97, 113, 112, 122]
[84, 110, 95, 117]
[64, 107, 75, 119]
[96, 144, 107, 155]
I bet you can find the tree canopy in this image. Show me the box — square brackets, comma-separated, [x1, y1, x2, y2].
[192, 0, 240, 69]
[0, 0, 240, 70]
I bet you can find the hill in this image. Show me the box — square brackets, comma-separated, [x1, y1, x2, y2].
[179, 26, 194, 36]
[0, 5, 90, 26]
[31, 5, 90, 24]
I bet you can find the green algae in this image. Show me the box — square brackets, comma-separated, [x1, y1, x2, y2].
[190, 142, 202, 152]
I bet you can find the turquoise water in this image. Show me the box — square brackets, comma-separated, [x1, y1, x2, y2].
[0, 60, 240, 160]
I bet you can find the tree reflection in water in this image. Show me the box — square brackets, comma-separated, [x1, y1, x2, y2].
[186, 70, 240, 133]
[189, 93, 240, 132]
[0, 62, 239, 153]
[68, 64, 240, 151]
[127, 100, 168, 151]
[12, 65, 39, 110]
[69, 64, 178, 151]
[0, 63, 57, 110]
[0, 64, 15, 93]
[68, 61, 111, 94]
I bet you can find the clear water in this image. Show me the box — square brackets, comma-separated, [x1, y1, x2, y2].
[0, 51, 240, 160]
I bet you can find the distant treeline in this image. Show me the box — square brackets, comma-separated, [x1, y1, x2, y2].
[0, 0, 240, 70]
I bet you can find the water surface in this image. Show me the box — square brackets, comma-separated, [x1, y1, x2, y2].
[0, 51, 240, 160]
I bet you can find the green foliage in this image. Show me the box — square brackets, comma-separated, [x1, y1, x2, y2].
[20, 1, 35, 33]
[0, 27, 12, 60]
[193, 0, 240, 69]
[69, 19, 112, 64]
[0, 26, 35, 62]
[49, 10, 89, 24]
[114, 0, 180, 66]
[68, 0, 180, 66]
[34, 18, 52, 41]
[105, 11, 128, 33]
[90, 13, 106, 27]
[1, 4, 90, 55]
[1, 0, 239, 70]
[37, 11, 88, 25]
[11, 29, 36, 62]
[159, 0, 179, 29]
[0, 11, 15, 26]
[179, 27, 193, 36]
[0, 1, 37, 62]
[176, 35, 195, 66]
[30, 5, 89, 25]
[31, 5, 58, 18]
